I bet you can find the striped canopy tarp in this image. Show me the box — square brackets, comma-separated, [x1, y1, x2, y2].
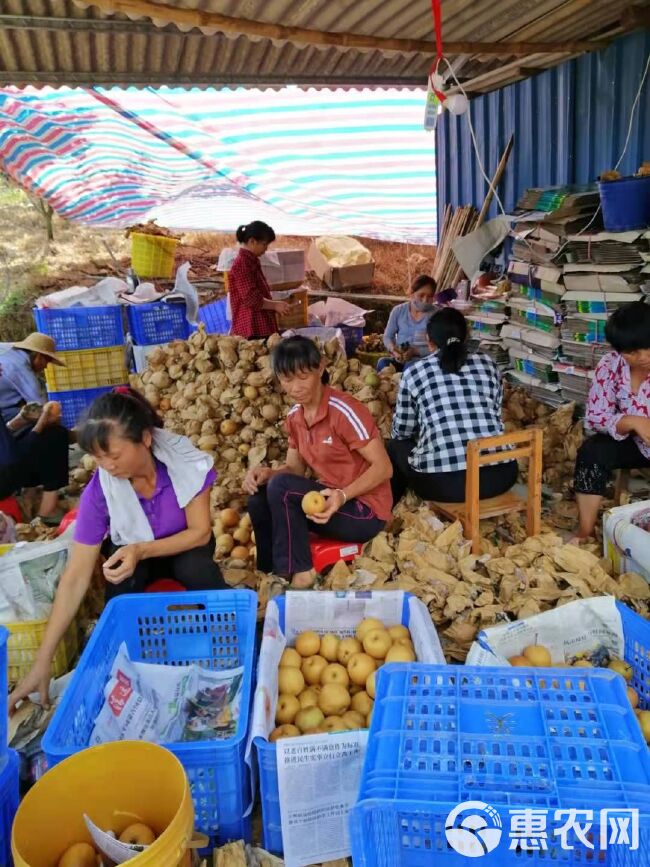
[0, 86, 436, 243]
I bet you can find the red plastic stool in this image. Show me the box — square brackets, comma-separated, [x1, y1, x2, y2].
[309, 535, 364, 573]
[0, 497, 22, 525]
[57, 508, 78, 536]
[145, 578, 186, 593]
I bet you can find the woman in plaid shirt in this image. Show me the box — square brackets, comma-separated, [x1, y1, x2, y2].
[388, 307, 517, 503]
[229, 221, 292, 339]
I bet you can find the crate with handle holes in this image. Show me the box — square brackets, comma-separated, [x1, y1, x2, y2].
[33, 305, 125, 351]
[349, 662, 650, 866]
[198, 296, 231, 335]
[127, 301, 194, 345]
[47, 384, 122, 429]
[42, 589, 258, 846]
[253, 590, 446, 856]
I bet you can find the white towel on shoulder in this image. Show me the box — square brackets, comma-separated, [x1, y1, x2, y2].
[98, 429, 214, 546]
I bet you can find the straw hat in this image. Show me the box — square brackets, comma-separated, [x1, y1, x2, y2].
[12, 332, 65, 366]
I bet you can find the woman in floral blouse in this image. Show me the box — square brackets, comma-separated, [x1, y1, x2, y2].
[574, 301, 650, 539]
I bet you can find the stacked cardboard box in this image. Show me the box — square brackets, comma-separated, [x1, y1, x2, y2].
[503, 257, 564, 408]
[500, 187, 603, 406]
[471, 187, 649, 408]
[554, 231, 647, 403]
[466, 295, 509, 372]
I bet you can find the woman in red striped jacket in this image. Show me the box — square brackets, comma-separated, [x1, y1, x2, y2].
[228, 221, 292, 339]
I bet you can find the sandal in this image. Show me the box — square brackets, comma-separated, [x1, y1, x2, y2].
[36, 510, 68, 527]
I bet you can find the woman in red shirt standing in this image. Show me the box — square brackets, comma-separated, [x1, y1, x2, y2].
[229, 221, 292, 339]
[243, 336, 393, 588]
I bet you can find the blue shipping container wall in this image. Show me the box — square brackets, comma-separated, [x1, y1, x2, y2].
[436, 31, 650, 230]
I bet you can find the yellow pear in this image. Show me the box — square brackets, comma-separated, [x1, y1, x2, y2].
[522, 645, 552, 667]
[320, 633, 340, 662]
[295, 631, 321, 657]
[356, 618, 386, 642]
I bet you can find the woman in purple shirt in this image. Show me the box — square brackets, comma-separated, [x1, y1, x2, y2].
[9, 387, 225, 710]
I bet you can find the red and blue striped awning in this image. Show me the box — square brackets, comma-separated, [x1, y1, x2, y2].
[0, 86, 436, 242]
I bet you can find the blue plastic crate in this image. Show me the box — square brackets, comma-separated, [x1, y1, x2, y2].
[350, 663, 650, 866]
[618, 600, 650, 710]
[42, 590, 258, 844]
[600, 176, 650, 232]
[0, 628, 7, 754]
[127, 301, 193, 345]
[0, 750, 19, 867]
[33, 306, 124, 351]
[48, 385, 119, 429]
[340, 324, 364, 356]
[199, 297, 231, 334]
[255, 593, 416, 855]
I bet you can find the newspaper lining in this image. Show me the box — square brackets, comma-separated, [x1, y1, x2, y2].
[91, 642, 244, 745]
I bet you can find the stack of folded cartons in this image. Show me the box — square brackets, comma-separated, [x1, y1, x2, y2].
[554, 230, 647, 403]
[502, 259, 564, 406]
[466, 295, 510, 371]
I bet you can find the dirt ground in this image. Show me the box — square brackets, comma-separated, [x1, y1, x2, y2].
[0, 179, 435, 343]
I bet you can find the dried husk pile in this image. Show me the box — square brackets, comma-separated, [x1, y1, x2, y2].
[316, 502, 649, 662]
[503, 387, 584, 495]
[212, 839, 347, 867]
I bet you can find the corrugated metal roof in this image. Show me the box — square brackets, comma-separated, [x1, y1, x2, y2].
[436, 31, 650, 226]
[0, 85, 437, 241]
[0, 0, 638, 91]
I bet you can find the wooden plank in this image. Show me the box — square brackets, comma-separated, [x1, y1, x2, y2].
[465, 437, 482, 553]
[78, 1, 611, 55]
[527, 428, 544, 537]
[307, 287, 405, 304]
[478, 446, 532, 464]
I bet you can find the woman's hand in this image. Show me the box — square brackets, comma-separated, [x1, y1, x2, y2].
[632, 417, 650, 445]
[308, 489, 345, 524]
[102, 544, 142, 584]
[9, 658, 52, 713]
[33, 401, 61, 433]
[243, 465, 273, 495]
[272, 300, 293, 317]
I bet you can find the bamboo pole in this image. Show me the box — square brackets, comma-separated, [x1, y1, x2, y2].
[477, 134, 514, 227]
[433, 205, 479, 289]
[81, 0, 610, 56]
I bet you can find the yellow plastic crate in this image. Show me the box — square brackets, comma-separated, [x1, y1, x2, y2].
[131, 232, 178, 278]
[0, 543, 78, 684]
[45, 345, 128, 392]
[7, 618, 78, 686]
[273, 288, 308, 330]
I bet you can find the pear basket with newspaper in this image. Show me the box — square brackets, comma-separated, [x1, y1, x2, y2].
[0, 543, 78, 686]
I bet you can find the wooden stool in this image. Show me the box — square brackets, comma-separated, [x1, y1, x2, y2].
[613, 469, 630, 505]
[430, 429, 543, 554]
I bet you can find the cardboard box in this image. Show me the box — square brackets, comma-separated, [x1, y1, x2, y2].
[603, 500, 650, 582]
[217, 247, 305, 290]
[262, 249, 305, 290]
[307, 242, 375, 291]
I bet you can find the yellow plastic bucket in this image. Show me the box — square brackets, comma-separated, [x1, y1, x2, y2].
[131, 232, 178, 278]
[12, 741, 194, 867]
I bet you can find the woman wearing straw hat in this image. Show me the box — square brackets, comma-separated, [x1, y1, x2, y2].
[0, 332, 64, 424]
[0, 332, 70, 520]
